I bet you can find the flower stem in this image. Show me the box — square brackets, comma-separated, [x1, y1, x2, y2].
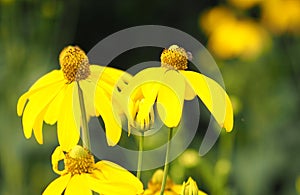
[160, 127, 173, 195]
[137, 131, 144, 180]
[77, 82, 91, 150]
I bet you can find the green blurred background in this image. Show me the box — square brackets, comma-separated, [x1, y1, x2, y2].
[1, 0, 300, 194]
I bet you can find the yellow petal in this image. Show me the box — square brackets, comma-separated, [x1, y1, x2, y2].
[42, 174, 71, 195]
[21, 81, 64, 139]
[94, 86, 122, 146]
[79, 80, 97, 117]
[93, 161, 144, 194]
[181, 71, 233, 132]
[157, 70, 185, 127]
[65, 175, 92, 195]
[51, 146, 66, 175]
[17, 70, 64, 116]
[57, 83, 80, 151]
[44, 86, 67, 125]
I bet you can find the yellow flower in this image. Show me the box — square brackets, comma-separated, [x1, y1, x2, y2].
[261, 0, 300, 34]
[121, 45, 233, 132]
[200, 6, 270, 60]
[17, 46, 130, 150]
[142, 170, 206, 195]
[181, 177, 207, 195]
[142, 169, 182, 195]
[43, 145, 144, 195]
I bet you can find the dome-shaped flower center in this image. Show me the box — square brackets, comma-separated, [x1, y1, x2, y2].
[160, 45, 188, 70]
[59, 46, 90, 83]
[64, 145, 95, 175]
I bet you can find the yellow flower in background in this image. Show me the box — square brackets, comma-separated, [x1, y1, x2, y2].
[208, 19, 269, 60]
[121, 45, 233, 132]
[200, 6, 235, 35]
[261, 0, 300, 35]
[227, 0, 262, 10]
[143, 169, 182, 195]
[143, 170, 206, 195]
[181, 177, 207, 195]
[17, 46, 130, 150]
[201, 6, 270, 60]
[43, 145, 144, 195]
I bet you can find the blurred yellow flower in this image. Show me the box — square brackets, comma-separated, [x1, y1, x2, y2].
[227, 0, 262, 9]
[201, 6, 270, 60]
[261, 0, 300, 34]
[121, 45, 233, 131]
[17, 46, 130, 150]
[43, 145, 144, 195]
[200, 6, 235, 35]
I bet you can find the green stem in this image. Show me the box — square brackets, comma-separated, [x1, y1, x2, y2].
[160, 128, 173, 195]
[137, 131, 144, 180]
[77, 82, 91, 150]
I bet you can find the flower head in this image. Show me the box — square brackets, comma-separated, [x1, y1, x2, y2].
[120, 45, 233, 132]
[43, 145, 144, 195]
[181, 177, 207, 195]
[17, 46, 130, 150]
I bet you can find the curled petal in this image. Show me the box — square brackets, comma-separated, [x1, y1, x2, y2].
[181, 71, 233, 131]
[21, 81, 64, 139]
[17, 70, 64, 116]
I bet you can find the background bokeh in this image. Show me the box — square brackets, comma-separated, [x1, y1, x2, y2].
[1, 0, 300, 194]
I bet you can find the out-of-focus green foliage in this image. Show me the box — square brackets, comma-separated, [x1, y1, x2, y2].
[1, 0, 299, 195]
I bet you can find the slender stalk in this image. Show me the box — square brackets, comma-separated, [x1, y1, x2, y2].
[77, 82, 91, 150]
[160, 128, 173, 195]
[137, 131, 144, 180]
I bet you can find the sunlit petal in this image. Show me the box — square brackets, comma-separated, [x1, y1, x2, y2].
[65, 175, 92, 195]
[157, 70, 185, 127]
[42, 174, 71, 195]
[181, 71, 233, 131]
[94, 161, 144, 194]
[57, 83, 81, 151]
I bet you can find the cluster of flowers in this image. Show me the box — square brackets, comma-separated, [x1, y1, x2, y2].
[17, 44, 233, 194]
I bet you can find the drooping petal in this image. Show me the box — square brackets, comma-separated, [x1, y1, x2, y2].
[57, 83, 81, 151]
[181, 71, 233, 132]
[17, 70, 64, 116]
[93, 161, 144, 194]
[42, 174, 71, 195]
[32, 108, 48, 144]
[157, 70, 185, 127]
[79, 80, 97, 117]
[94, 86, 122, 146]
[65, 175, 92, 195]
[21, 81, 65, 139]
[51, 146, 66, 175]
